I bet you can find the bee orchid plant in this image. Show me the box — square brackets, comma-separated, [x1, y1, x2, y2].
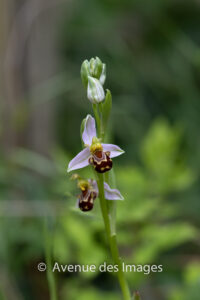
[67, 57, 138, 300]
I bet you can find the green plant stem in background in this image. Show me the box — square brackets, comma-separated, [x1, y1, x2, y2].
[97, 174, 131, 300]
[44, 218, 57, 300]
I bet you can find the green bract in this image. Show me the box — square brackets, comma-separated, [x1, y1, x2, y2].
[102, 89, 112, 131]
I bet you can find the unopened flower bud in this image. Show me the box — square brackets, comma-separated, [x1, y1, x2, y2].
[87, 76, 105, 104]
[80, 57, 107, 90]
[89, 57, 103, 79]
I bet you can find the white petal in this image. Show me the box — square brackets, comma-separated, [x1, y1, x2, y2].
[102, 143, 125, 158]
[104, 182, 124, 200]
[89, 180, 123, 200]
[82, 115, 97, 146]
[67, 148, 90, 172]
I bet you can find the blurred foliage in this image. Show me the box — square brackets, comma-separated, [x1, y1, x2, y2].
[1, 117, 198, 299]
[1, 0, 200, 299]
[170, 262, 200, 300]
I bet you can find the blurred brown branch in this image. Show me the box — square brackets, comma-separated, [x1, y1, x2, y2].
[2, 0, 70, 155]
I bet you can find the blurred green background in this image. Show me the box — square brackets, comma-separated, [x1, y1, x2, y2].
[0, 0, 200, 299]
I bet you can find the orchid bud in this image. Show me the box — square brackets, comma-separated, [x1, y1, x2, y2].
[87, 76, 105, 104]
[80, 57, 106, 90]
[80, 60, 90, 88]
[89, 57, 103, 79]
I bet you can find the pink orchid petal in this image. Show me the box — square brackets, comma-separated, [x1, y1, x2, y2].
[67, 147, 90, 172]
[89, 180, 123, 200]
[82, 115, 97, 146]
[104, 182, 124, 200]
[102, 143, 125, 158]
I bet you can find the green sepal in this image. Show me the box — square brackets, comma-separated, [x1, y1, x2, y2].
[102, 89, 112, 132]
[80, 117, 86, 147]
[80, 60, 90, 88]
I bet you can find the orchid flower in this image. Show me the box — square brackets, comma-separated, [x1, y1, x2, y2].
[67, 115, 124, 173]
[76, 178, 124, 212]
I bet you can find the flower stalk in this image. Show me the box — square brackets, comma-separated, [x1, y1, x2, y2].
[88, 66, 131, 300]
[89, 59, 131, 299]
[97, 173, 131, 300]
[92, 104, 101, 137]
[92, 99, 131, 299]
[94, 102, 131, 300]
[68, 57, 132, 299]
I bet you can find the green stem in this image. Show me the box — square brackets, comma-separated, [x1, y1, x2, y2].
[99, 102, 105, 140]
[44, 217, 57, 300]
[92, 104, 101, 136]
[97, 174, 131, 300]
[92, 101, 131, 299]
